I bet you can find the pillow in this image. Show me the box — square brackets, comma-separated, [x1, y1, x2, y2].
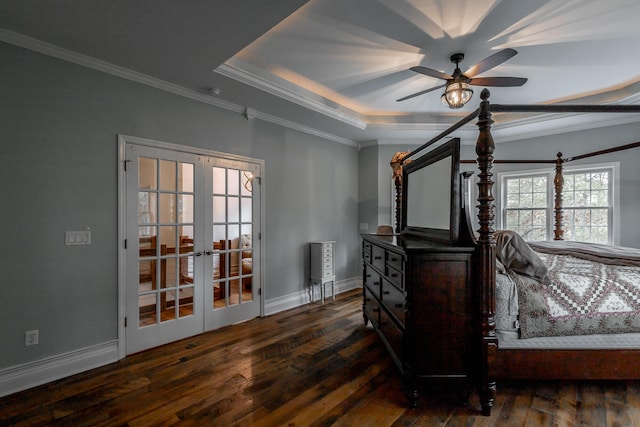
[494, 230, 549, 283]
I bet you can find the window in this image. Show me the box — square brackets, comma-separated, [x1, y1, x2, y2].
[503, 174, 548, 240]
[561, 170, 611, 243]
[500, 163, 617, 244]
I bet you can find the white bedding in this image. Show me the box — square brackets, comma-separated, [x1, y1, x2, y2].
[497, 329, 640, 349]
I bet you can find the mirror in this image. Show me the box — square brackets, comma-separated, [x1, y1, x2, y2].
[401, 138, 461, 242]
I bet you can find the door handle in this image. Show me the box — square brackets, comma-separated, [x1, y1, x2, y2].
[195, 251, 203, 257]
[205, 250, 214, 255]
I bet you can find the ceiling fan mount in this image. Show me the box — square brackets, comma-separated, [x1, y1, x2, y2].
[397, 48, 528, 107]
[450, 52, 465, 64]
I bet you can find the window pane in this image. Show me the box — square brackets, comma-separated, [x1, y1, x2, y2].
[213, 196, 226, 222]
[213, 167, 226, 194]
[241, 197, 252, 223]
[179, 163, 194, 193]
[591, 227, 608, 243]
[532, 191, 546, 207]
[506, 194, 519, 208]
[178, 194, 194, 223]
[591, 190, 608, 206]
[506, 179, 520, 194]
[139, 157, 157, 190]
[533, 177, 546, 192]
[159, 160, 176, 192]
[592, 209, 608, 226]
[241, 171, 253, 196]
[519, 193, 532, 207]
[505, 210, 519, 228]
[228, 196, 239, 223]
[228, 169, 239, 196]
[159, 193, 176, 223]
[592, 172, 608, 190]
[574, 173, 590, 190]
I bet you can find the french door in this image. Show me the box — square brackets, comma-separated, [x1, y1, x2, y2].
[123, 141, 261, 354]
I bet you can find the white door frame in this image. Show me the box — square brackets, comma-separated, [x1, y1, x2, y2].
[117, 134, 265, 359]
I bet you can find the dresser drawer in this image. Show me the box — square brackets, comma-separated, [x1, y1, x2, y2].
[371, 245, 385, 271]
[386, 265, 403, 289]
[364, 264, 381, 298]
[362, 241, 372, 265]
[386, 250, 403, 272]
[363, 287, 380, 327]
[379, 308, 403, 361]
[382, 278, 405, 326]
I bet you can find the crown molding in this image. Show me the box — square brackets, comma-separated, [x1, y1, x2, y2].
[216, 61, 368, 130]
[0, 29, 359, 147]
[252, 109, 359, 147]
[0, 29, 246, 113]
[4, 28, 640, 148]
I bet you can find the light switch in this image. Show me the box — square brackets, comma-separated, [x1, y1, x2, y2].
[65, 230, 92, 246]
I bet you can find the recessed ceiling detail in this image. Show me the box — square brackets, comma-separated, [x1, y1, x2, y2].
[2, 0, 640, 144]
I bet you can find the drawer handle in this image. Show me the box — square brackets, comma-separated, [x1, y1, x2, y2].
[374, 256, 382, 260]
[391, 273, 398, 278]
[395, 303, 404, 309]
[374, 281, 380, 286]
[390, 257, 398, 262]
[383, 291, 390, 295]
[365, 298, 371, 302]
[373, 307, 380, 313]
[366, 274, 371, 278]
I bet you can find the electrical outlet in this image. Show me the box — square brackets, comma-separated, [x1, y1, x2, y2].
[25, 330, 39, 346]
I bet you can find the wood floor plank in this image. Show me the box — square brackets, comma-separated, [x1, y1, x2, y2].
[576, 382, 607, 427]
[605, 381, 634, 427]
[3, 290, 640, 426]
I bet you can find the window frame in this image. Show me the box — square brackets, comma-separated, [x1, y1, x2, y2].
[497, 162, 619, 244]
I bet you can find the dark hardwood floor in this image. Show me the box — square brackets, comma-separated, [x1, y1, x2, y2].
[2, 289, 640, 426]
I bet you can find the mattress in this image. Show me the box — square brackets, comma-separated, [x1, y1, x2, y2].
[497, 329, 640, 349]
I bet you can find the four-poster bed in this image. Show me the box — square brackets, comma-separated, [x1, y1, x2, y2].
[366, 89, 640, 415]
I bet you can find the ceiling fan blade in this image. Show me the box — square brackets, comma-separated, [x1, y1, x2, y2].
[396, 84, 446, 102]
[463, 48, 517, 78]
[468, 77, 528, 87]
[410, 66, 452, 81]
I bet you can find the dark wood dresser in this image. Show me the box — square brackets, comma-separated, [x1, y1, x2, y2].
[362, 233, 475, 407]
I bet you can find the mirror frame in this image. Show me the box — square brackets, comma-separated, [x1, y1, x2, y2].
[400, 138, 461, 243]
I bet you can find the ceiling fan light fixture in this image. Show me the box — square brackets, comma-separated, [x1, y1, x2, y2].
[441, 80, 473, 109]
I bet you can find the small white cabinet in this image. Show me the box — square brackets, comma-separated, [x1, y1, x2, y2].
[309, 241, 335, 303]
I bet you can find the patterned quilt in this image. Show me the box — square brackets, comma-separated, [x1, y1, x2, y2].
[513, 253, 640, 339]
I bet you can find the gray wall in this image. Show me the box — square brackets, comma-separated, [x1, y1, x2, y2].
[357, 145, 378, 233]
[0, 42, 360, 369]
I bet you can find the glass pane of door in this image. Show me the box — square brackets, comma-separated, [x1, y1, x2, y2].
[137, 158, 196, 326]
[126, 144, 203, 355]
[206, 159, 260, 329]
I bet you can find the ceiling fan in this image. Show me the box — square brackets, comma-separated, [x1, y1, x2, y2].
[397, 48, 527, 108]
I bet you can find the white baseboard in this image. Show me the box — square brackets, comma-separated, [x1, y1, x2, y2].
[265, 277, 362, 316]
[0, 340, 119, 397]
[0, 279, 363, 398]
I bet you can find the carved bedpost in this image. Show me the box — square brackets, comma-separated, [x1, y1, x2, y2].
[475, 89, 497, 416]
[554, 152, 564, 240]
[393, 175, 402, 233]
[391, 151, 411, 233]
